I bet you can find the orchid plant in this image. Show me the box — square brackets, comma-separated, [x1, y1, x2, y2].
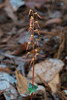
[25, 9, 43, 100]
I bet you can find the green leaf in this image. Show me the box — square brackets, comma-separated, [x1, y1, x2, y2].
[28, 83, 38, 95]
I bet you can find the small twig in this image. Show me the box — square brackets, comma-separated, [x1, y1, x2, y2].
[37, 74, 51, 92]
[57, 38, 65, 59]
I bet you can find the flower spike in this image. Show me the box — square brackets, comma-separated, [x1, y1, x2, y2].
[26, 9, 43, 100]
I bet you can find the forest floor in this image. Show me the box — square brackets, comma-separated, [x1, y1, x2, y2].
[0, 0, 67, 100]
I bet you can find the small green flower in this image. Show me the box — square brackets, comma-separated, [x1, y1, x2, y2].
[28, 83, 38, 95]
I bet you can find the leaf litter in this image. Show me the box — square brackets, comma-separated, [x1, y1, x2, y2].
[0, 0, 67, 100]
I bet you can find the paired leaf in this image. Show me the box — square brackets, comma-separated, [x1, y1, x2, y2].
[28, 83, 38, 95]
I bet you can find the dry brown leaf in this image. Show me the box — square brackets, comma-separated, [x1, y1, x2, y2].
[48, 73, 60, 94]
[0, 67, 14, 74]
[27, 59, 64, 83]
[16, 70, 29, 95]
[37, 73, 60, 95]
[12, 42, 27, 56]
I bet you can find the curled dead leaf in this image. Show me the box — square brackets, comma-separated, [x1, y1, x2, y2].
[16, 70, 29, 96]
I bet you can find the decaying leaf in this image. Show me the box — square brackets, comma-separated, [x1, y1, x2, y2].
[27, 58, 64, 83]
[16, 69, 30, 96]
[48, 73, 60, 94]
[37, 73, 61, 99]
